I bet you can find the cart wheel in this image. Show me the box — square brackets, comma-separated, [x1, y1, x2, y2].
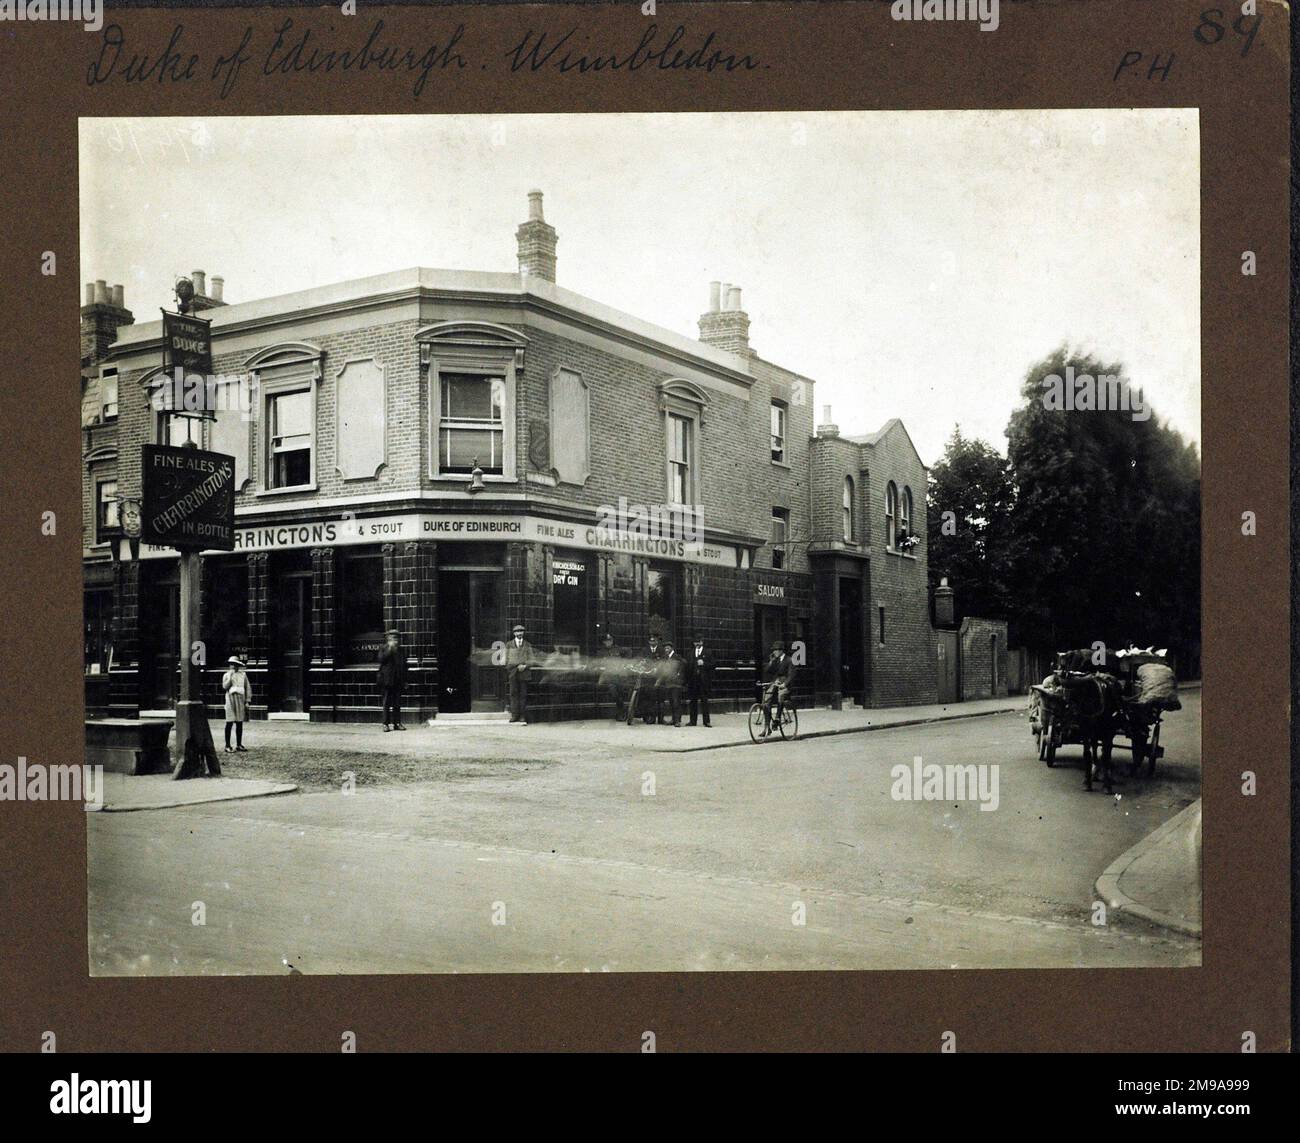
[1044, 730, 1057, 767]
[1036, 726, 1047, 761]
[747, 703, 766, 744]
[1147, 723, 1160, 778]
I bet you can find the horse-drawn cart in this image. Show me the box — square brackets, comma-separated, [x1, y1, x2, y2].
[1028, 648, 1180, 786]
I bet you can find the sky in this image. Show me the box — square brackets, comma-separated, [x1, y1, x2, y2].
[79, 109, 1200, 466]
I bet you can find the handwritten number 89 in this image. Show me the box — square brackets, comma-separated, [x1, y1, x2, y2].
[1193, 9, 1261, 57]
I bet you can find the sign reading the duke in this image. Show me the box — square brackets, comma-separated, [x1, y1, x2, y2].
[162, 309, 213, 377]
[141, 444, 235, 551]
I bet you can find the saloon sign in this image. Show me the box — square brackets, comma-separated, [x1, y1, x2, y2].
[141, 444, 236, 551]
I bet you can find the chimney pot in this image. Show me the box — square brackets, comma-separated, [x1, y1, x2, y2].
[823, 404, 832, 423]
[527, 189, 545, 221]
[111, 284, 124, 307]
[728, 286, 743, 312]
[84, 283, 95, 306]
[720, 283, 732, 311]
[191, 270, 206, 297]
[94, 280, 108, 304]
[210, 276, 224, 302]
[708, 281, 721, 313]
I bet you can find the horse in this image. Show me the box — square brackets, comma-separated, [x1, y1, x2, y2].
[1057, 672, 1124, 793]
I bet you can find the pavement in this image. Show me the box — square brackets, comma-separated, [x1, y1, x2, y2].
[230, 693, 1026, 756]
[93, 772, 298, 812]
[1095, 798, 1202, 936]
[87, 690, 1202, 973]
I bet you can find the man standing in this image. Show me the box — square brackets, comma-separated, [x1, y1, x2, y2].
[660, 640, 685, 727]
[640, 633, 664, 724]
[377, 629, 407, 732]
[505, 623, 534, 724]
[685, 631, 715, 727]
[596, 632, 627, 720]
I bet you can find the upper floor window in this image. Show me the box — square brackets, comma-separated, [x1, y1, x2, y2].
[440, 373, 505, 475]
[668, 413, 694, 505]
[770, 401, 787, 464]
[885, 481, 898, 551]
[95, 478, 119, 542]
[101, 368, 118, 421]
[843, 476, 856, 542]
[772, 507, 789, 570]
[900, 486, 913, 550]
[418, 322, 524, 483]
[658, 379, 709, 509]
[268, 389, 313, 489]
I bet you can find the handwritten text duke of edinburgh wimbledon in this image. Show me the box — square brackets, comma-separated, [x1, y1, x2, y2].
[87, 19, 469, 98]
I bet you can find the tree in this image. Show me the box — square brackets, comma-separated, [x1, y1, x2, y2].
[926, 427, 1016, 624]
[1004, 345, 1201, 673]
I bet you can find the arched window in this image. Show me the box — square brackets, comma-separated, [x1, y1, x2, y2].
[842, 476, 855, 542]
[885, 482, 898, 550]
[900, 486, 913, 549]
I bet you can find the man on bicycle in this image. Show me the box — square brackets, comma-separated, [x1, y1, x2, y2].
[759, 641, 795, 738]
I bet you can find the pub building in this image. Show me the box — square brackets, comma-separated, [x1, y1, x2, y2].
[81, 193, 1008, 723]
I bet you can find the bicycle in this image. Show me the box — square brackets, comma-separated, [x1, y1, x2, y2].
[748, 684, 799, 743]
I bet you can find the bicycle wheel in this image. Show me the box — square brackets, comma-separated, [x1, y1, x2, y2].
[778, 704, 799, 740]
[747, 703, 766, 743]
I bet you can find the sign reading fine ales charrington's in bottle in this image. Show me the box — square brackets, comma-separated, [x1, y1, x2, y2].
[140, 444, 236, 551]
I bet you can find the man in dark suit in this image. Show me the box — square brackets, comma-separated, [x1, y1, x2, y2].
[377, 629, 407, 731]
[660, 640, 685, 727]
[638, 633, 664, 724]
[684, 631, 715, 727]
[505, 623, 534, 724]
[759, 641, 795, 738]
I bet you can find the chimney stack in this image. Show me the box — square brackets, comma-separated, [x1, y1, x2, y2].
[81, 277, 134, 367]
[697, 280, 751, 356]
[189, 269, 228, 312]
[816, 404, 840, 439]
[516, 189, 558, 283]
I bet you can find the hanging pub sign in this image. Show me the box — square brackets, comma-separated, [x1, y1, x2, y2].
[141, 444, 236, 551]
[162, 309, 214, 399]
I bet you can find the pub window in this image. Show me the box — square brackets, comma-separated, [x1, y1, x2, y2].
[206, 559, 249, 667]
[268, 388, 313, 489]
[667, 413, 694, 506]
[843, 476, 856, 542]
[84, 588, 114, 673]
[900, 486, 913, 550]
[100, 367, 118, 421]
[95, 478, 119, 542]
[771, 507, 789, 570]
[551, 551, 589, 653]
[338, 553, 385, 666]
[647, 565, 676, 642]
[439, 373, 505, 475]
[885, 481, 898, 551]
[771, 401, 787, 464]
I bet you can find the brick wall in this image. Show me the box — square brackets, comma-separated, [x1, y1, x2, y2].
[959, 615, 1010, 700]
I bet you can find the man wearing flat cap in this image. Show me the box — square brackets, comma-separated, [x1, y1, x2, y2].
[505, 623, 535, 724]
[377, 628, 407, 731]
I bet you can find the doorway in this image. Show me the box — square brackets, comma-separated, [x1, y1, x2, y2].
[272, 571, 313, 713]
[139, 564, 180, 710]
[838, 576, 864, 701]
[936, 630, 959, 703]
[437, 570, 505, 713]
